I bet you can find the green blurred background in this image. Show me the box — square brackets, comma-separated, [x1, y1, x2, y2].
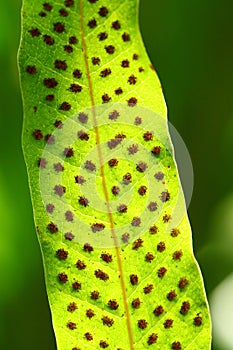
[0, 0, 232, 349]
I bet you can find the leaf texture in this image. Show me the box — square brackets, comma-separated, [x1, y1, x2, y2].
[18, 0, 211, 349]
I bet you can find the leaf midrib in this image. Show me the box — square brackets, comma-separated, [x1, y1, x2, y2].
[79, 0, 134, 348]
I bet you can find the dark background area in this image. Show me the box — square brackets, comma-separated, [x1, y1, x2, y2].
[0, 0, 232, 349]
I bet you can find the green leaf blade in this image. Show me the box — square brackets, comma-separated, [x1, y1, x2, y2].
[19, 0, 211, 349]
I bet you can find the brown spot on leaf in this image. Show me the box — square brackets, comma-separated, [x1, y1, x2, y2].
[72, 281, 81, 290]
[172, 342, 182, 350]
[194, 315, 202, 326]
[148, 202, 158, 212]
[43, 3, 52, 11]
[88, 19, 97, 28]
[102, 93, 111, 103]
[79, 196, 89, 207]
[92, 56, 100, 65]
[134, 116, 142, 125]
[65, 0, 74, 6]
[75, 175, 86, 184]
[112, 20, 120, 29]
[128, 144, 138, 154]
[105, 45, 115, 54]
[54, 120, 63, 128]
[132, 298, 141, 308]
[44, 78, 58, 88]
[145, 252, 154, 262]
[151, 146, 161, 156]
[164, 319, 173, 328]
[108, 300, 119, 310]
[163, 214, 171, 223]
[54, 22, 65, 33]
[91, 290, 99, 300]
[54, 185, 66, 196]
[157, 242, 166, 252]
[77, 130, 89, 140]
[178, 277, 189, 289]
[112, 186, 120, 195]
[43, 34, 54, 45]
[131, 217, 141, 227]
[58, 272, 68, 283]
[84, 332, 93, 341]
[133, 53, 139, 60]
[91, 223, 105, 232]
[150, 225, 158, 234]
[67, 302, 77, 312]
[167, 290, 177, 301]
[76, 260, 86, 270]
[138, 186, 147, 195]
[47, 222, 58, 233]
[56, 248, 68, 260]
[143, 131, 153, 141]
[95, 269, 109, 281]
[60, 101, 71, 111]
[147, 334, 158, 345]
[54, 162, 64, 172]
[130, 274, 138, 285]
[33, 129, 43, 140]
[46, 94, 54, 101]
[38, 158, 47, 168]
[173, 250, 183, 260]
[98, 32, 108, 40]
[55, 59, 67, 70]
[65, 232, 75, 240]
[115, 87, 123, 95]
[29, 28, 41, 37]
[171, 228, 180, 237]
[83, 243, 93, 252]
[67, 321, 76, 330]
[102, 316, 114, 326]
[99, 6, 108, 17]
[101, 253, 112, 263]
[138, 319, 147, 329]
[45, 134, 55, 144]
[65, 211, 73, 221]
[69, 84, 83, 93]
[46, 204, 54, 213]
[136, 162, 147, 172]
[158, 267, 167, 278]
[155, 171, 164, 180]
[86, 309, 94, 318]
[109, 110, 119, 120]
[108, 158, 118, 167]
[128, 97, 137, 106]
[128, 75, 137, 85]
[78, 112, 88, 123]
[100, 68, 111, 77]
[117, 204, 127, 213]
[100, 341, 109, 348]
[64, 147, 74, 157]
[69, 36, 77, 44]
[64, 45, 73, 53]
[180, 301, 190, 315]
[161, 190, 170, 202]
[26, 65, 36, 74]
[122, 32, 130, 41]
[153, 305, 164, 316]
[121, 232, 130, 243]
[144, 284, 153, 294]
[73, 69, 82, 78]
[59, 8, 68, 17]
[132, 238, 143, 250]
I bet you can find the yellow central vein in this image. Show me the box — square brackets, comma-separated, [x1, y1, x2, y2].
[79, 1, 134, 349]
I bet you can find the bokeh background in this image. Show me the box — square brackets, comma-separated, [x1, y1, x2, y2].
[0, 0, 232, 349]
